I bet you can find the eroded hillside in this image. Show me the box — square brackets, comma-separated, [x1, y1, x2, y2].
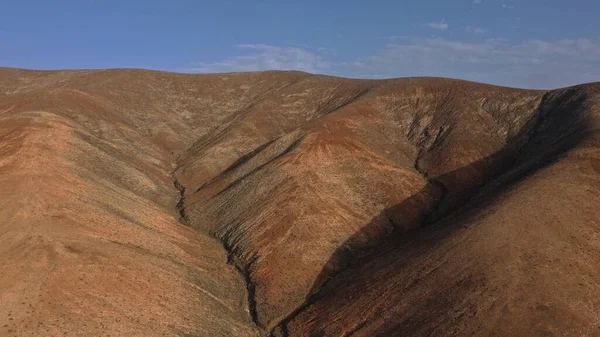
[1, 68, 599, 336]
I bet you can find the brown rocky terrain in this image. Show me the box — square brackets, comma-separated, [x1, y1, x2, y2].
[0, 67, 599, 336]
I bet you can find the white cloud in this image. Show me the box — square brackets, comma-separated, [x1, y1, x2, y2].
[502, 4, 515, 9]
[427, 20, 449, 31]
[473, 0, 482, 4]
[189, 44, 329, 73]
[466, 26, 485, 35]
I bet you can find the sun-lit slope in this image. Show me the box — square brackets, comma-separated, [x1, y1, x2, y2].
[0, 109, 259, 336]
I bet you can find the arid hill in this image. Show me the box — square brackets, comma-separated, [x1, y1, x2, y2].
[1, 68, 599, 337]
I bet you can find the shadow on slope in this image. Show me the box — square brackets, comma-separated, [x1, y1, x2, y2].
[274, 85, 594, 336]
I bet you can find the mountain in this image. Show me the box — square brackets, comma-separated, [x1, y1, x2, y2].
[1, 68, 599, 337]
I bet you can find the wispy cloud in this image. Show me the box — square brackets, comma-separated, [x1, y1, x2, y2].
[466, 26, 485, 35]
[340, 37, 600, 88]
[473, 0, 482, 4]
[189, 44, 329, 73]
[427, 19, 449, 31]
[189, 38, 600, 89]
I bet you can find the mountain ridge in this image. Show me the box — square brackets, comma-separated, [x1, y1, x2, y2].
[1, 68, 599, 336]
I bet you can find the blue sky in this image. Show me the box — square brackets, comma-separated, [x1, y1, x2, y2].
[1, 0, 599, 89]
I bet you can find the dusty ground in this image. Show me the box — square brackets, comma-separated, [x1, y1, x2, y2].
[0, 68, 599, 336]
